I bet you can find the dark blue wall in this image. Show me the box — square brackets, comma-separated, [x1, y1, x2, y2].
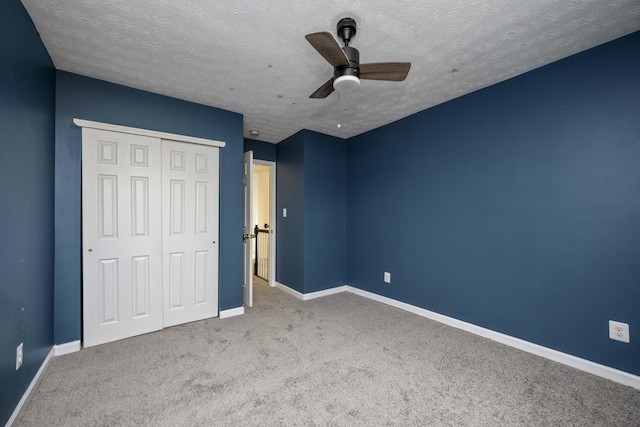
[276, 131, 305, 292]
[54, 71, 244, 344]
[0, 1, 55, 424]
[347, 32, 640, 375]
[244, 138, 277, 161]
[304, 131, 347, 292]
[276, 131, 347, 293]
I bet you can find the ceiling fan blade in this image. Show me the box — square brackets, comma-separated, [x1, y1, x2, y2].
[310, 78, 335, 98]
[305, 32, 350, 67]
[360, 62, 411, 81]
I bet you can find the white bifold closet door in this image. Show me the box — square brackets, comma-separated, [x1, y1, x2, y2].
[82, 128, 219, 348]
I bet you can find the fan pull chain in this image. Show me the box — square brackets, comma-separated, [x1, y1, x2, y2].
[336, 91, 342, 128]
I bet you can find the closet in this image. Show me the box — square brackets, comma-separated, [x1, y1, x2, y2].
[77, 120, 224, 347]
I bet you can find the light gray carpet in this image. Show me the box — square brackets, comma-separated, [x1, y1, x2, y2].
[18, 278, 640, 426]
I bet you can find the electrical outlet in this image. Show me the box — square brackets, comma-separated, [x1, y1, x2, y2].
[16, 343, 23, 370]
[384, 272, 391, 283]
[609, 320, 629, 343]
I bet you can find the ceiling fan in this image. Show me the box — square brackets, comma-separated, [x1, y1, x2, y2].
[306, 18, 411, 99]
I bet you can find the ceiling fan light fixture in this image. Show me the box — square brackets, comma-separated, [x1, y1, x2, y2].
[333, 75, 360, 92]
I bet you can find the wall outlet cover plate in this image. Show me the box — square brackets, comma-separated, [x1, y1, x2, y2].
[609, 320, 630, 343]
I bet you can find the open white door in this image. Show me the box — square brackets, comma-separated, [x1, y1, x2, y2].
[243, 150, 254, 307]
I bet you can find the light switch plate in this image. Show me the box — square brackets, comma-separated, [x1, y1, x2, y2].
[16, 343, 23, 370]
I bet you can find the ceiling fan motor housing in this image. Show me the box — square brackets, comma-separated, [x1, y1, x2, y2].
[333, 46, 360, 91]
[334, 46, 360, 78]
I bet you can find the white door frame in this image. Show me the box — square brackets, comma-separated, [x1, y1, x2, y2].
[253, 159, 276, 287]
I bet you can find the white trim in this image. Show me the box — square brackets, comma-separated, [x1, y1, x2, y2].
[303, 286, 348, 301]
[344, 286, 640, 391]
[253, 159, 277, 288]
[53, 340, 81, 356]
[275, 282, 304, 300]
[275, 282, 347, 301]
[219, 307, 244, 319]
[6, 348, 54, 427]
[73, 119, 226, 148]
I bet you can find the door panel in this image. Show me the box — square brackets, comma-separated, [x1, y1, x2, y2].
[132, 255, 150, 318]
[98, 258, 118, 324]
[131, 177, 149, 237]
[243, 151, 254, 307]
[82, 128, 163, 348]
[162, 140, 219, 327]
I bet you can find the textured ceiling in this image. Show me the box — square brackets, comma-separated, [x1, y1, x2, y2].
[22, 0, 640, 143]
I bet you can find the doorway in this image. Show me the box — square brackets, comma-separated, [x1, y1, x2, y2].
[243, 153, 276, 308]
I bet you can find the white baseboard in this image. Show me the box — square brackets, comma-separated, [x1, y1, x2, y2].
[275, 282, 347, 301]
[53, 340, 81, 356]
[6, 347, 54, 427]
[344, 286, 640, 391]
[302, 286, 347, 300]
[275, 282, 304, 299]
[219, 306, 244, 319]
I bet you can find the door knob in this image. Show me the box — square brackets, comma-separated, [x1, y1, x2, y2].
[212, 241, 216, 244]
[88, 249, 93, 253]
